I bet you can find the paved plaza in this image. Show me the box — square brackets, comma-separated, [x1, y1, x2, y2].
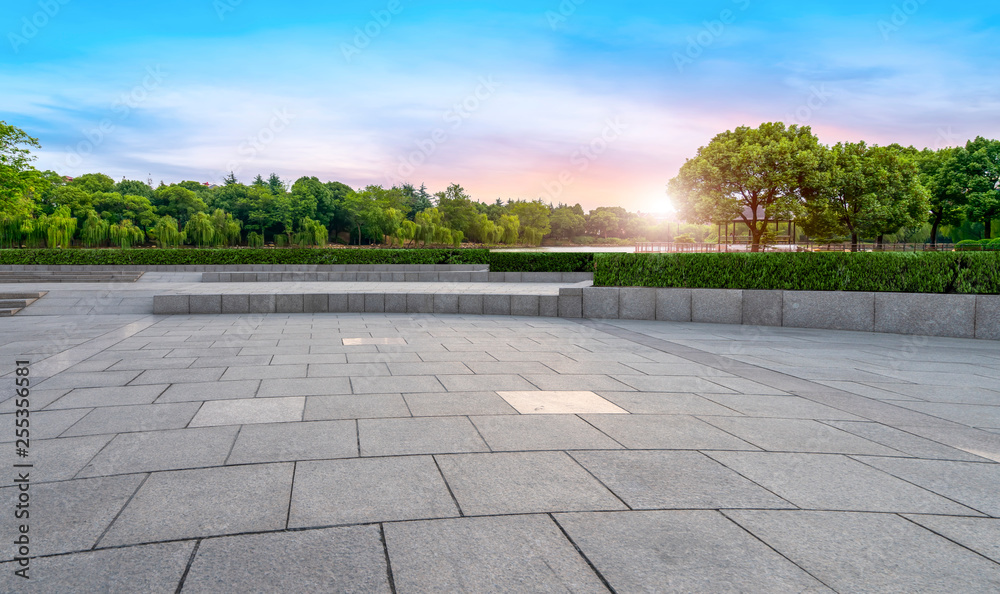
[1, 276, 999, 592]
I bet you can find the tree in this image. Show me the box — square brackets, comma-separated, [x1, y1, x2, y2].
[184, 212, 215, 247]
[69, 173, 115, 194]
[223, 171, 239, 186]
[804, 142, 928, 250]
[435, 183, 478, 236]
[509, 200, 551, 243]
[668, 122, 826, 251]
[267, 173, 286, 196]
[0, 121, 43, 220]
[956, 137, 1000, 239]
[93, 193, 159, 229]
[550, 206, 585, 239]
[152, 185, 208, 227]
[290, 177, 325, 225]
[916, 148, 967, 246]
[400, 183, 433, 219]
[498, 214, 520, 244]
[115, 179, 154, 198]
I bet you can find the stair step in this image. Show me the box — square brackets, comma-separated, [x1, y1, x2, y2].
[0, 308, 21, 316]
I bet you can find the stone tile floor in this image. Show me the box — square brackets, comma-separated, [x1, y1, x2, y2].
[0, 294, 998, 591]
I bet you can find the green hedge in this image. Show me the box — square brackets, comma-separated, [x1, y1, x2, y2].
[594, 252, 1000, 294]
[486, 252, 594, 273]
[0, 248, 491, 266]
[0, 248, 596, 272]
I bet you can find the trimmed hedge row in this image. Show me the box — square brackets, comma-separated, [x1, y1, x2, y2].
[0, 248, 491, 266]
[594, 252, 1000, 294]
[956, 239, 1000, 251]
[487, 252, 594, 273]
[0, 248, 596, 272]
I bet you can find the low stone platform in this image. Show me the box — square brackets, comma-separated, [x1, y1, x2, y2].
[0, 271, 144, 283]
[0, 291, 46, 316]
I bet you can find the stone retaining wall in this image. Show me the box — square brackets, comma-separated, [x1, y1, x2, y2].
[153, 287, 999, 340]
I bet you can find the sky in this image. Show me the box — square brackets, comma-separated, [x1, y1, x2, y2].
[2, 1, 999, 214]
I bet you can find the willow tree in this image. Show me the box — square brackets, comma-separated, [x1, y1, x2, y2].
[153, 216, 184, 248]
[498, 214, 520, 244]
[668, 122, 826, 252]
[81, 211, 110, 247]
[184, 212, 215, 247]
[44, 207, 77, 248]
[109, 220, 145, 248]
[210, 209, 242, 246]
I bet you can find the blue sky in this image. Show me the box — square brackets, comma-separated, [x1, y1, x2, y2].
[2, 0, 998, 212]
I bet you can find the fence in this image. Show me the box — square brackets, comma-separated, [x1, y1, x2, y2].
[635, 242, 957, 254]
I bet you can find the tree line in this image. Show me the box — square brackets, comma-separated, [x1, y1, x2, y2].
[668, 122, 1000, 251]
[0, 121, 703, 249]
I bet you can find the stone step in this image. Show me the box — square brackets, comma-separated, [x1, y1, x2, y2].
[0, 272, 143, 283]
[0, 299, 34, 309]
[0, 308, 21, 316]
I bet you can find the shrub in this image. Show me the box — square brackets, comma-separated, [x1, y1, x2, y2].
[487, 252, 594, 272]
[956, 239, 983, 251]
[247, 232, 264, 248]
[985, 239, 1000, 252]
[0, 248, 492, 266]
[593, 252, 1000, 294]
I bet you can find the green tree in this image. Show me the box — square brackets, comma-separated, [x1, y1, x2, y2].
[93, 193, 159, 229]
[115, 179, 154, 198]
[804, 142, 928, 250]
[152, 185, 208, 227]
[69, 173, 115, 194]
[668, 122, 826, 251]
[152, 216, 185, 248]
[955, 137, 1000, 239]
[184, 211, 215, 247]
[0, 121, 43, 220]
[435, 183, 478, 236]
[549, 206, 585, 239]
[509, 200, 551, 243]
[498, 214, 520, 244]
[917, 148, 968, 246]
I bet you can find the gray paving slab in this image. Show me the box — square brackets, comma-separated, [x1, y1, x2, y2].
[581, 414, 759, 450]
[289, 456, 458, 527]
[823, 420, 991, 462]
[858, 456, 1000, 517]
[157, 379, 260, 402]
[893, 401, 1000, 429]
[903, 515, 1000, 563]
[555, 510, 830, 593]
[61, 402, 201, 437]
[182, 526, 390, 593]
[304, 393, 411, 420]
[612, 375, 738, 393]
[727, 510, 1000, 593]
[0, 541, 194, 593]
[219, 364, 307, 381]
[351, 374, 446, 394]
[256, 377, 352, 397]
[595, 391, 738, 415]
[435, 451, 628, 515]
[359, 416, 488, 456]
[385, 515, 607, 593]
[571, 450, 794, 510]
[189, 397, 305, 427]
[35, 370, 143, 390]
[700, 416, 902, 455]
[519, 374, 635, 391]
[470, 415, 625, 451]
[403, 391, 517, 416]
[131, 367, 226, 385]
[227, 420, 357, 464]
[28, 435, 115, 482]
[45, 384, 169, 409]
[707, 451, 982, 515]
[78, 426, 239, 477]
[100, 463, 294, 546]
[0, 474, 144, 558]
